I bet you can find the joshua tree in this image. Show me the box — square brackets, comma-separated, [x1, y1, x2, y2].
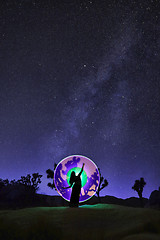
[0, 178, 5, 190]
[96, 168, 108, 202]
[132, 177, 146, 207]
[46, 163, 57, 190]
[0, 178, 10, 189]
[31, 173, 43, 191]
[18, 173, 43, 193]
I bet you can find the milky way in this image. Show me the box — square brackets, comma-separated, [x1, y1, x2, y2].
[0, 0, 160, 198]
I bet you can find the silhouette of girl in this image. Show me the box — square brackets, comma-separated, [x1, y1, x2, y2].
[64, 163, 85, 207]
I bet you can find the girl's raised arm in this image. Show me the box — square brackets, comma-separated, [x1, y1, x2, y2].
[78, 163, 85, 177]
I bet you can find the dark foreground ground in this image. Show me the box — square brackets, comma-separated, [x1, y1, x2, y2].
[0, 204, 160, 240]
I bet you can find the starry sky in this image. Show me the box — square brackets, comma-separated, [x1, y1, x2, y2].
[0, 0, 160, 199]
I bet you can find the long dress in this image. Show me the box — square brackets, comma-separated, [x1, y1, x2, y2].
[69, 175, 81, 207]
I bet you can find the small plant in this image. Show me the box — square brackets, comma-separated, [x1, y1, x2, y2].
[96, 168, 108, 202]
[46, 163, 57, 190]
[132, 177, 146, 207]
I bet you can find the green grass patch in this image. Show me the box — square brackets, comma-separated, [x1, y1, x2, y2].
[0, 204, 160, 240]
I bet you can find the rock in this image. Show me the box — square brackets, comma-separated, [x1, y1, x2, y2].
[148, 188, 160, 207]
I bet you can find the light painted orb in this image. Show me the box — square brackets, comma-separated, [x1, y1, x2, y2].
[54, 155, 100, 202]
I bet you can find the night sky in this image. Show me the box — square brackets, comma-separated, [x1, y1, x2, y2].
[0, 0, 160, 199]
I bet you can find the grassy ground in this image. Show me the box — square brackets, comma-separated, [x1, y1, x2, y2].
[0, 204, 160, 240]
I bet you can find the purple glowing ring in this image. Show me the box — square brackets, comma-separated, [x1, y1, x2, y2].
[54, 155, 100, 202]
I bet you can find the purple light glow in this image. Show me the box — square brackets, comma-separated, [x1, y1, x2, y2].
[54, 155, 100, 202]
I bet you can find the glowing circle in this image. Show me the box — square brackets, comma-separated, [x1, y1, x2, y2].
[54, 155, 100, 202]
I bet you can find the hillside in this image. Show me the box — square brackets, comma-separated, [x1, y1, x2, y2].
[0, 204, 160, 240]
[0, 189, 149, 209]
